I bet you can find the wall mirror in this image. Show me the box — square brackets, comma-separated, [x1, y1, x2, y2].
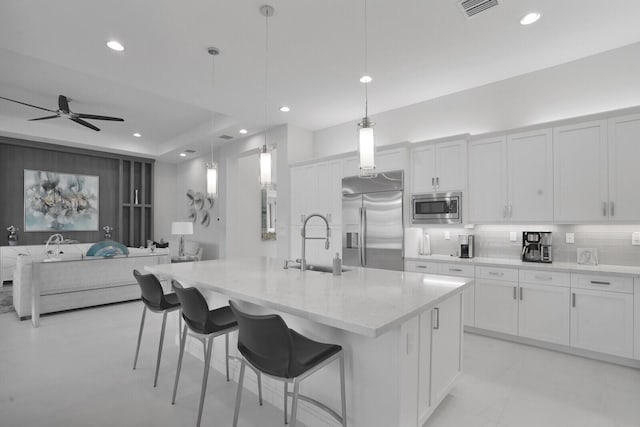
[261, 185, 277, 240]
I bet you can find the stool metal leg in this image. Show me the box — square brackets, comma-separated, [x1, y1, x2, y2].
[153, 311, 168, 387]
[225, 333, 230, 382]
[196, 336, 214, 427]
[339, 353, 347, 426]
[172, 324, 189, 404]
[284, 382, 288, 424]
[257, 372, 263, 406]
[133, 306, 147, 370]
[232, 359, 247, 427]
[290, 379, 301, 427]
[178, 309, 183, 342]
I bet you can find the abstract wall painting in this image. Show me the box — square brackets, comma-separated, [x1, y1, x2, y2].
[24, 170, 99, 231]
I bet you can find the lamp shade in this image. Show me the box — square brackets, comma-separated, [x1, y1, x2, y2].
[206, 165, 218, 197]
[259, 149, 272, 186]
[358, 125, 375, 172]
[171, 221, 193, 235]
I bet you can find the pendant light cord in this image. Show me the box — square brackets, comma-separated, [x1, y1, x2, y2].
[364, 0, 369, 119]
[264, 9, 270, 149]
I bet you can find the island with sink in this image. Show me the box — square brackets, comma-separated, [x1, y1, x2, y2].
[146, 256, 472, 427]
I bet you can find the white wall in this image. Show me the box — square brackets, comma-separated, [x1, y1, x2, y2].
[313, 41, 640, 157]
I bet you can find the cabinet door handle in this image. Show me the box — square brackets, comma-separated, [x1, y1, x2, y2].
[431, 177, 435, 188]
[602, 202, 607, 217]
[513, 286, 517, 300]
[450, 268, 463, 272]
[519, 287, 523, 300]
[572, 293, 576, 307]
[610, 202, 614, 217]
[508, 204, 513, 218]
[417, 265, 427, 269]
[436, 177, 440, 187]
[503, 205, 507, 218]
[534, 275, 552, 281]
[433, 307, 440, 330]
[590, 280, 611, 286]
[489, 271, 504, 277]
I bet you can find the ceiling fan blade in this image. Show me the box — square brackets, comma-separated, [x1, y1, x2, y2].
[75, 113, 124, 122]
[70, 117, 100, 131]
[58, 95, 70, 113]
[28, 115, 60, 121]
[0, 96, 57, 113]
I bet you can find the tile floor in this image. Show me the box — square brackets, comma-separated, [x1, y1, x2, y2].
[1, 301, 639, 427]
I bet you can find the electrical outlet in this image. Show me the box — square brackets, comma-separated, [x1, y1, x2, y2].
[632, 232, 640, 246]
[510, 232, 517, 242]
[444, 231, 450, 240]
[566, 233, 575, 244]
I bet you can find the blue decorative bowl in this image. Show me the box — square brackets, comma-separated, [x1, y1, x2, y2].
[86, 240, 129, 257]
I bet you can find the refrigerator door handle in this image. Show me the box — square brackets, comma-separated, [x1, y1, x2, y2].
[362, 207, 367, 266]
[359, 207, 364, 265]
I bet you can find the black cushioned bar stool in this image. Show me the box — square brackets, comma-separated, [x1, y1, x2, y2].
[171, 281, 263, 427]
[132, 269, 182, 387]
[229, 300, 347, 427]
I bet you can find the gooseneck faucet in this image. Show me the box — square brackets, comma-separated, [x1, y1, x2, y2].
[298, 214, 331, 271]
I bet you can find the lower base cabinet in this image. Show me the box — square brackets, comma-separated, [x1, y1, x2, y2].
[518, 283, 570, 345]
[570, 288, 634, 358]
[475, 279, 518, 335]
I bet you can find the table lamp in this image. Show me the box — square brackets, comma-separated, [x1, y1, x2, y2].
[171, 221, 194, 257]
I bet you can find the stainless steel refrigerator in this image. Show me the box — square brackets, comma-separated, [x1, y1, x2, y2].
[342, 170, 404, 271]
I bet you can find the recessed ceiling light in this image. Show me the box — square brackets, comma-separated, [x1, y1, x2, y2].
[179, 152, 187, 157]
[133, 132, 141, 138]
[239, 129, 248, 134]
[520, 12, 541, 25]
[106, 40, 125, 52]
[360, 75, 372, 83]
[279, 106, 291, 112]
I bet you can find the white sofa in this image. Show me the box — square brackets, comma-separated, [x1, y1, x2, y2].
[13, 247, 170, 319]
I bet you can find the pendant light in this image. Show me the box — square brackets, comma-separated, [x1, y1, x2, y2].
[206, 47, 219, 197]
[358, 0, 375, 176]
[259, 5, 274, 187]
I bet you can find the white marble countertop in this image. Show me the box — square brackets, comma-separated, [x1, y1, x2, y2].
[405, 254, 640, 277]
[146, 256, 472, 338]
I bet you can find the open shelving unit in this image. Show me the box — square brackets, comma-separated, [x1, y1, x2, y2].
[118, 159, 154, 247]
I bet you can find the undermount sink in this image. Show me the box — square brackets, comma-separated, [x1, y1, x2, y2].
[305, 264, 351, 273]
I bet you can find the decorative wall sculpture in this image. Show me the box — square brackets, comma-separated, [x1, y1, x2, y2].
[186, 189, 213, 228]
[24, 169, 99, 231]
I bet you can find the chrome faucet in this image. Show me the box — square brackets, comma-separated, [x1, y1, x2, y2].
[298, 214, 331, 271]
[45, 233, 64, 259]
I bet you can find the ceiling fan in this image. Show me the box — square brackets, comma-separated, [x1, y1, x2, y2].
[0, 94, 124, 131]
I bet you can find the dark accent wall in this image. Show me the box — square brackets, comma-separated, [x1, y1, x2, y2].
[0, 136, 151, 246]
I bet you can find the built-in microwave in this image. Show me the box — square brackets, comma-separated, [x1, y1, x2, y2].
[411, 192, 462, 224]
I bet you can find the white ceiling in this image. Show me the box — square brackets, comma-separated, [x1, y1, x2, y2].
[1, 0, 640, 161]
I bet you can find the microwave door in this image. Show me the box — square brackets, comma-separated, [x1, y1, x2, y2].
[363, 190, 404, 271]
[342, 193, 363, 267]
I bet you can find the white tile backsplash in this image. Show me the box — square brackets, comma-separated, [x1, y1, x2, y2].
[417, 225, 640, 266]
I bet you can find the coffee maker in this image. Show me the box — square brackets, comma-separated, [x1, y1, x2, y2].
[521, 231, 552, 263]
[459, 235, 475, 259]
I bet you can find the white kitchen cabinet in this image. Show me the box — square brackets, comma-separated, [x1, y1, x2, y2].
[507, 129, 553, 221]
[570, 287, 634, 358]
[436, 263, 475, 327]
[468, 137, 508, 223]
[316, 159, 343, 225]
[634, 278, 640, 360]
[411, 140, 466, 194]
[290, 164, 317, 225]
[475, 278, 518, 335]
[607, 113, 640, 221]
[418, 292, 462, 425]
[518, 282, 570, 345]
[554, 120, 608, 222]
[376, 147, 408, 173]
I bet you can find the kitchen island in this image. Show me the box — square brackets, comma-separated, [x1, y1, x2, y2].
[147, 256, 472, 427]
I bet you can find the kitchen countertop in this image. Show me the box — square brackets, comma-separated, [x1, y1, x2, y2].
[405, 254, 640, 277]
[146, 256, 472, 338]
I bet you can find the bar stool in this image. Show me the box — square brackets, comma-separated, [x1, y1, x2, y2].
[132, 269, 182, 387]
[171, 281, 262, 427]
[229, 300, 347, 427]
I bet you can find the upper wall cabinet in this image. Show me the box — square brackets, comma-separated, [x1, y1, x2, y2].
[468, 137, 508, 223]
[291, 159, 343, 226]
[411, 140, 467, 194]
[469, 129, 553, 223]
[345, 147, 409, 177]
[553, 120, 608, 222]
[608, 113, 640, 221]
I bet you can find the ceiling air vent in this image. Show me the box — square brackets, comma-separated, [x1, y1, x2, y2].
[458, 0, 499, 18]
[219, 134, 233, 140]
[184, 149, 196, 154]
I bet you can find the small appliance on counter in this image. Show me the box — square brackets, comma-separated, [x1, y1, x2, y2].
[458, 235, 474, 258]
[521, 231, 552, 263]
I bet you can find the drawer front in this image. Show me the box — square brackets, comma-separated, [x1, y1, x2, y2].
[476, 266, 518, 282]
[519, 269, 570, 287]
[571, 273, 634, 294]
[438, 263, 475, 278]
[405, 260, 439, 274]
